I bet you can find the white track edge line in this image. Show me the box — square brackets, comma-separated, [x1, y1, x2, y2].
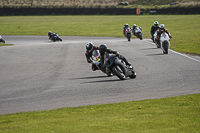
[145, 39, 200, 63]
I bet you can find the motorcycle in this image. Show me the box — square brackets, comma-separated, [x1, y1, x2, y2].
[92, 50, 136, 80]
[92, 50, 111, 76]
[0, 35, 5, 43]
[124, 27, 132, 41]
[49, 33, 62, 42]
[154, 31, 171, 54]
[160, 32, 171, 54]
[104, 52, 136, 80]
[133, 27, 143, 40]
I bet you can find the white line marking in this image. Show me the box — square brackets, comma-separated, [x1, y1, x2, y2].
[145, 39, 200, 63]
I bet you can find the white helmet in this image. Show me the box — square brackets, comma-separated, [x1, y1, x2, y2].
[133, 24, 136, 27]
[154, 21, 159, 26]
[160, 24, 165, 31]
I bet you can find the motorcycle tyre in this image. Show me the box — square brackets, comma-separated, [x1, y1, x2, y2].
[129, 69, 137, 79]
[139, 33, 143, 40]
[112, 65, 126, 80]
[163, 42, 168, 54]
[128, 38, 130, 41]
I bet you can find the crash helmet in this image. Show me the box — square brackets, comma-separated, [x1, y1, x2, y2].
[133, 24, 136, 28]
[86, 42, 94, 52]
[124, 23, 129, 27]
[99, 44, 107, 53]
[160, 24, 165, 31]
[154, 21, 159, 27]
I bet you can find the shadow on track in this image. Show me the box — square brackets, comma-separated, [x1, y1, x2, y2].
[83, 79, 121, 83]
[146, 53, 165, 56]
[70, 75, 109, 80]
[141, 47, 158, 50]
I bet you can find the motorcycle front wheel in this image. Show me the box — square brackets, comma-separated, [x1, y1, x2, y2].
[129, 69, 137, 79]
[112, 65, 126, 80]
[163, 42, 169, 54]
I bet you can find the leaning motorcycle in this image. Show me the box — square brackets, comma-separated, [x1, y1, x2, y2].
[92, 50, 136, 80]
[92, 50, 112, 76]
[50, 33, 62, 42]
[133, 27, 143, 40]
[104, 52, 136, 80]
[0, 35, 5, 43]
[125, 27, 132, 41]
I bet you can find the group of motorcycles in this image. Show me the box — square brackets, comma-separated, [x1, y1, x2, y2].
[92, 50, 136, 80]
[124, 26, 171, 54]
[124, 27, 143, 41]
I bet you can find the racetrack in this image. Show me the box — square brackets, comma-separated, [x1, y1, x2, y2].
[0, 35, 200, 115]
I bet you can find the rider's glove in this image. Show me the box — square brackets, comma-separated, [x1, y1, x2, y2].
[169, 36, 172, 38]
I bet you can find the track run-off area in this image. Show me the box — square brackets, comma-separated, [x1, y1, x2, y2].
[0, 35, 200, 115]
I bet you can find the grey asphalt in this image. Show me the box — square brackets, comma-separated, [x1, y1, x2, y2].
[0, 35, 200, 115]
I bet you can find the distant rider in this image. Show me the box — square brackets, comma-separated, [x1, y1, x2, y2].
[48, 31, 53, 39]
[150, 21, 160, 42]
[132, 24, 142, 35]
[155, 24, 172, 47]
[123, 24, 131, 35]
[0, 35, 5, 43]
[98, 44, 132, 74]
[85, 42, 99, 71]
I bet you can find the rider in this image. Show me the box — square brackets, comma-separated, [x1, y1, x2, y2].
[85, 42, 99, 71]
[123, 24, 131, 35]
[150, 21, 160, 42]
[132, 24, 142, 35]
[48, 31, 53, 39]
[155, 24, 172, 46]
[98, 44, 132, 74]
[0, 35, 5, 43]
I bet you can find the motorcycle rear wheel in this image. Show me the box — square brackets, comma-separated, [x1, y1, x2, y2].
[112, 65, 126, 80]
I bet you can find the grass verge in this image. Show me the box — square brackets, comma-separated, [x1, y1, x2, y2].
[0, 43, 13, 46]
[0, 15, 199, 55]
[0, 93, 199, 133]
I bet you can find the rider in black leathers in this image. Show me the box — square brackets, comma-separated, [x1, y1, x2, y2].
[98, 44, 132, 74]
[85, 42, 99, 71]
[150, 21, 160, 42]
[123, 24, 131, 35]
[48, 31, 53, 39]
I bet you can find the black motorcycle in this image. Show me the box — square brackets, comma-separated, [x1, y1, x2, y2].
[0, 35, 5, 43]
[104, 53, 136, 80]
[49, 33, 62, 42]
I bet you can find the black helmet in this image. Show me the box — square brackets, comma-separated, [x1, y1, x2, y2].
[99, 44, 107, 53]
[86, 42, 93, 52]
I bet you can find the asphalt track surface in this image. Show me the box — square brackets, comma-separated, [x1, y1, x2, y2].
[0, 35, 200, 115]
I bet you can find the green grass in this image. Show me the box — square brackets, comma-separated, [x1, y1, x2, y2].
[0, 94, 199, 133]
[0, 43, 13, 46]
[0, 15, 199, 55]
